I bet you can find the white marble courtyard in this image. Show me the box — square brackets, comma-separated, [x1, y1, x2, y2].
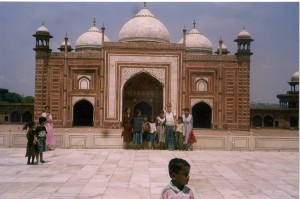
[0, 148, 298, 199]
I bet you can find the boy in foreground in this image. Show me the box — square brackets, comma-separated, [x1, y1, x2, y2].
[160, 158, 194, 199]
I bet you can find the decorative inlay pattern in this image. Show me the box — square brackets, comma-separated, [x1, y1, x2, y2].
[72, 96, 95, 106]
[191, 98, 213, 108]
[121, 67, 165, 85]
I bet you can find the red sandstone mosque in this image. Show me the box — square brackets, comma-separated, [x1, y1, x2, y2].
[32, 3, 254, 130]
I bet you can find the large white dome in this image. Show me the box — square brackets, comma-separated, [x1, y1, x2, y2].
[119, 5, 170, 43]
[75, 21, 110, 51]
[178, 23, 213, 54]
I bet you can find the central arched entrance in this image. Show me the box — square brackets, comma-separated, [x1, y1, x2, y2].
[123, 72, 163, 118]
[133, 101, 152, 118]
[73, 100, 94, 126]
[192, 102, 212, 128]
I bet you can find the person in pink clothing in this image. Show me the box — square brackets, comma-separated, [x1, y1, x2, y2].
[42, 106, 56, 150]
[160, 158, 194, 199]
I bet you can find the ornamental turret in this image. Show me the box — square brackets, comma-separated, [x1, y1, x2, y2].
[33, 23, 53, 53]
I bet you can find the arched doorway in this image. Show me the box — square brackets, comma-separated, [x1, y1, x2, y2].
[263, 115, 273, 127]
[123, 72, 163, 119]
[22, 111, 33, 123]
[192, 102, 211, 128]
[11, 111, 21, 122]
[252, 115, 262, 127]
[133, 101, 152, 118]
[290, 116, 298, 127]
[73, 100, 94, 126]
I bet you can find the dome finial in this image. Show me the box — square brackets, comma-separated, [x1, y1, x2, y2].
[243, 25, 246, 30]
[93, 18, 96, 27]
[101, 22, 105, 32]
[193, 20, 196, 28]
[42, 21, 44, 26]
[144, 2, 147, 8]
[219, 36, 223, 47]
[64, 32, 68, 43]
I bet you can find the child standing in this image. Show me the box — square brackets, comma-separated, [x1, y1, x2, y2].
[24, 121, 37, 165]
[182, 108, 194, 151]
[175, 117, 184, 150]
[148, 117, 157, 149]
[160, 158, 194, 199]
[156, 111, 166, 150]
[35, 117, 48, 164]
[142, 115, 150, 149]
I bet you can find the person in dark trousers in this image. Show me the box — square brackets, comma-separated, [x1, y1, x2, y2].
[24, 121, 37, 165]
[35, 117, 48, 164]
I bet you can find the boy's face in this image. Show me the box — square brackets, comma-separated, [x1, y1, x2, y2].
[166, 106, 171, 112]
[171, 166, 190, 188]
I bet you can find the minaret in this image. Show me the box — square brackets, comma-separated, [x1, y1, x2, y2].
[101, 22, 105, 46]
[218, 37, 223, 55]
[183, 25, 187, 48]
[32, 23, 53, 121]
[234, 27, 254, 130]
[63, 34, 68, 126]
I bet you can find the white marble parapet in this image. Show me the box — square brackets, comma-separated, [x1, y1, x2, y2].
[0, 126, 298, 151]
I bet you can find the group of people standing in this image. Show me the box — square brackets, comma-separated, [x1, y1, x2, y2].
[122, 103, 196, 150]
[24, 106, 56, 165]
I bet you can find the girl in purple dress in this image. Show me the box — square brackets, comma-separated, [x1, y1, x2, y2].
[42, 106, 56, 150]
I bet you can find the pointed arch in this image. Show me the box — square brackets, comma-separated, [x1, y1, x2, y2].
[192, 102, 212, 128]
[122, 72, 163, 120]
[78, 76, 90, 89]
[196, 79, 208, 91]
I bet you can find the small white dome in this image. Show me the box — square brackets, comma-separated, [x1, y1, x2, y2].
[217, 43, 228, 51]
[178, 24, 213, 54]
[119, 5, 170, 43]
[238, 28, 252, 39]
[215, 41, 230, 55]
[37, 25, 49, 32]
[291, 71, 299, 82]
[61, 41, 71, 46]
[75, 22, 110, 51]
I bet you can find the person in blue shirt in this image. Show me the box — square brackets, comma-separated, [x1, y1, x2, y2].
[34, 117, 47, 164]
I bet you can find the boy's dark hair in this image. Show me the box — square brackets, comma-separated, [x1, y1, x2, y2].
[178, 116, 183, 121]
[168, 158, 190, 176]
[39, 116, 47, 124]
[184, 108, 190, 112]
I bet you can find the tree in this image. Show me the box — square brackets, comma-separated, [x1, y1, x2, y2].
[4, 92, 24, 103]
[23, 96, 34, 103]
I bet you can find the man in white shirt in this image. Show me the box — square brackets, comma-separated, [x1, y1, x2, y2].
[165, 103, 176, 150]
